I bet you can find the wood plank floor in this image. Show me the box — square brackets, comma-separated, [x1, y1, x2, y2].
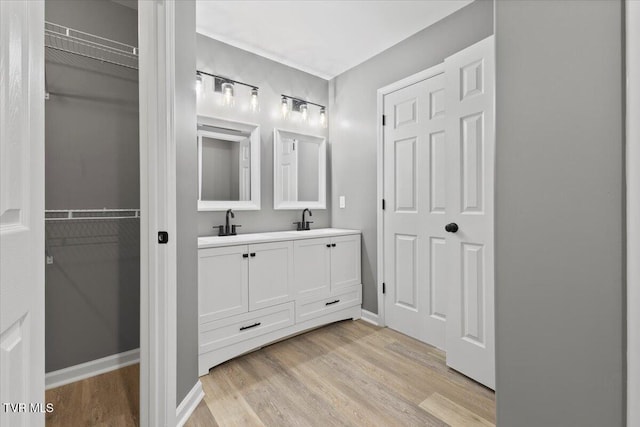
[45, 363, 139, 427]
[187, 320, 495, 427]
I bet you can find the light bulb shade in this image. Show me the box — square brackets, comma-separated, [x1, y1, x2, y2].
[300, 103, 309, 122]
[221, 82, 234, 106]
[281, 96, 289, 118]
[196, 73, 203, 94]
[319, 107, 327, 128]
[250, 88, 260, 112]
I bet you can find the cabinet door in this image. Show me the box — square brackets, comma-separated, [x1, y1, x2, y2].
[248, 241, 294, 310]
[330, 234, 361, 291]
[199, 245, 249, 323]
[293, 237, 331, 300]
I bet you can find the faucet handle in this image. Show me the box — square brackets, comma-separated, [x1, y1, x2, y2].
[304, 221, 314, 230]
[216, 225, 226, 236]
[292, 221, 303, 231]
[231, 224, 241, 235]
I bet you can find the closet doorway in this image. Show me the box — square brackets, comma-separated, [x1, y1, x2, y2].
[377, 36, 495, 389]
[42, 1, 142, 425]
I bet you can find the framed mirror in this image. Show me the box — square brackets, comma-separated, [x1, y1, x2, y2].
[198, 115, 260, 211]
[273, 128, 326, 210]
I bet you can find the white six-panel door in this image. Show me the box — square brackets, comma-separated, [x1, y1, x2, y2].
[383, 72, 448, 349]
[381, 36, 495, 389]
[444, 36, 495, 389]
[0, 1, 46, 425]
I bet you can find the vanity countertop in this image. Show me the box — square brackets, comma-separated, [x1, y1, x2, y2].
[198, 228, 361, 249]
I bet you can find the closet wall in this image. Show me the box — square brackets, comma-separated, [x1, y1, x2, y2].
[44, 0, 139, 372]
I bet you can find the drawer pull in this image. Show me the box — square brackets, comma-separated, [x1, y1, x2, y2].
[325, 299, 340, 306]
[239, 322, 261, 331]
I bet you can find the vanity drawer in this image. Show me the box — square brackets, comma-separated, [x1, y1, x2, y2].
[296, 285, 361, 322]
[199, 302, 294, 354]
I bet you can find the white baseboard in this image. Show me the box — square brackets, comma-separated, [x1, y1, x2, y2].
[360, 309, 380, 326]
[176, 380, 204, 427]
[45, 348, 140, 390]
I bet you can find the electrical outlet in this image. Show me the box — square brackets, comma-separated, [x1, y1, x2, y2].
[46, 255, 54, 265]
[339, 196, 346, 209]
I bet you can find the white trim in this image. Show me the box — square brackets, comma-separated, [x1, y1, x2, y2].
[627, 1, 640, 426]
[176, 380, 204, 427]
[375, 63, 445, 327]
[45, 349, 140, 390]
[139, 1, 177, 426]
[360, 309, 380, 326]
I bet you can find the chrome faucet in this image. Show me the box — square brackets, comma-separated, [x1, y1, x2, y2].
[215, 209, 240, 236]
[294, 208, 313, 231]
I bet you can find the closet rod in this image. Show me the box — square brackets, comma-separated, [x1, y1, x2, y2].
[45, 209, 140, 221]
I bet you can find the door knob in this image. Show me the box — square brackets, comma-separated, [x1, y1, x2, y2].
[445, 223, 459, 233]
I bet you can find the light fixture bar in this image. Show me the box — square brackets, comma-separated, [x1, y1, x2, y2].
[281, 94, 325, 109]
[196, 70, 258, 90]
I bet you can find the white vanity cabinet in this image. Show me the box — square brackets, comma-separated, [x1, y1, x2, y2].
[198, 229, 361, 375]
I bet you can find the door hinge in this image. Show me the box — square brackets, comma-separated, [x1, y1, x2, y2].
[382, 199, 386, 210]
[382, 115, 386, 126]
[382, 283, 386, 294]
[158, 231, 169, 244]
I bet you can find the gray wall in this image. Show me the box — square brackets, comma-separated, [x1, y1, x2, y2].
[494, 1, 625, 425]
[175, 0, 199, 405]
[197, 35, 330, 235]
[330, 0, 494, 312]
[44, 0, 139, 372]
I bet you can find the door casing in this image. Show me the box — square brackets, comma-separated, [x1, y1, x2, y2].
[376, 63, 445, 325]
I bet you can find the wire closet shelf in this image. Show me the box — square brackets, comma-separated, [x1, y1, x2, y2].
[45, 209, 140, 221]
[44, 21, 138, 70]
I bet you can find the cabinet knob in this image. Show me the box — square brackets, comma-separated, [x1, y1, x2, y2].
[331, 243, 336, 247]
[250, 253, 256, 257]
[326, 244, 331, 248]
[242, 254, 249, 258]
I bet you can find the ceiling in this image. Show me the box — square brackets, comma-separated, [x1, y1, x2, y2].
[196, 1, 472, 80]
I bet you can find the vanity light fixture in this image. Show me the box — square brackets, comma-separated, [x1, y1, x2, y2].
[280, 94, 326, 126]
[196, 70, 259, 110]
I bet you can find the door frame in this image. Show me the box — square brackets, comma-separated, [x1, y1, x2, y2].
[138, 1, 178, 426]
[626, 1, 639, 425]
[376, 63, 445, 326]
